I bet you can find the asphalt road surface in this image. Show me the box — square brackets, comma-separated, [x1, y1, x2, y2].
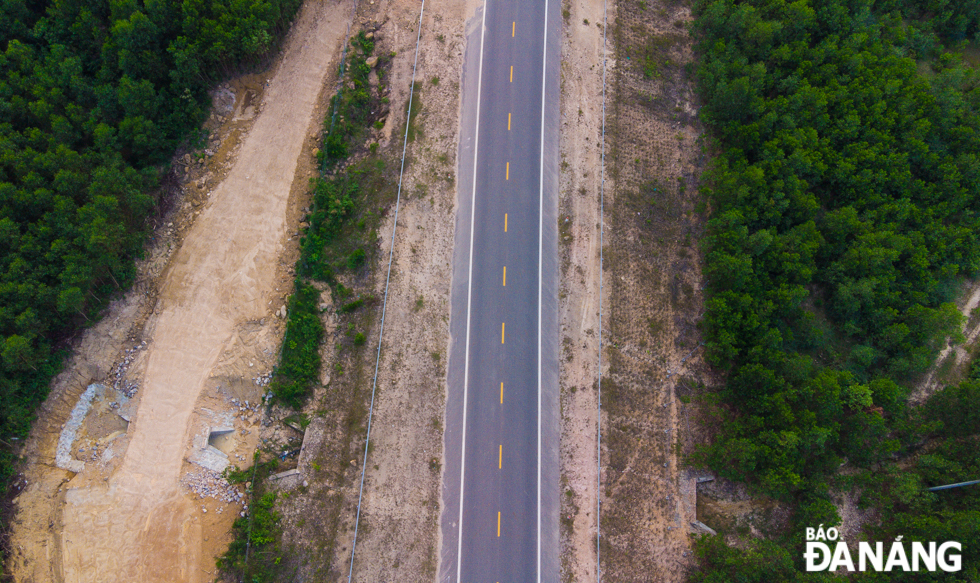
[440, 0, 561, 581]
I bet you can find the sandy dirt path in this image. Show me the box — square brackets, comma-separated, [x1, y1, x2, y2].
[555, 0, 608, 577]
[55, 2, 353, 580]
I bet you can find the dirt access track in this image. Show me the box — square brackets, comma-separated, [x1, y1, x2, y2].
[7, 0, 354, 580]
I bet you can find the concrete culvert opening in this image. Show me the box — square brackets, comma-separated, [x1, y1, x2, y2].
[207, 428, 236, 455]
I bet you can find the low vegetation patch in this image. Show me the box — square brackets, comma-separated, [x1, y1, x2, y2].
[224, 30, 397, 581]
[217, 455, 286, 582]
[319, 32, 387, 170]
[271, 282, 324, 408]
[270, 31, 389, 407]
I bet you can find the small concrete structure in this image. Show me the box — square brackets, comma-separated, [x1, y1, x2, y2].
[188, 445, 230, 473]
[270, 468, 301, 481]
[683, 471, 717, 536]
[691, 520, 718, 536]
[269, 468, 303, 490]
[188, 409, 235, 472]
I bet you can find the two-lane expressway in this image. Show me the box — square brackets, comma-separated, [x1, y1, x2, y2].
[441, 0, 560, 581]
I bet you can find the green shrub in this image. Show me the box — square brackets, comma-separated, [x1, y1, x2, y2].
[271, 282, 323, 408]
[346, 248, 366, 270]
[923, 381, 980, 438]
[217, 462, 286, 582]
[338, 296, 374, 314]
[320, 32, 380, 170]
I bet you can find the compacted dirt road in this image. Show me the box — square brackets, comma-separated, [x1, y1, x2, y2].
[9, 1, 353, 581]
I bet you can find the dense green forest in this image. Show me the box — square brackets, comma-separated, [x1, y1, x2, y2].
[0, 0, 302, 517]
[692, 364, 980, 581]
[691, 0, 980, 577]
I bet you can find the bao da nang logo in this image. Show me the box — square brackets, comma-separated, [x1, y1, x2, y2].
[804, 525, 962, 572]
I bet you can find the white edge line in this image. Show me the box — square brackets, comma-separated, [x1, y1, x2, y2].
[595, 0, 609, 583]
[537, 0, 549, 579]
[456, 2, 488, 581]
[346, 0, 425, 580]
[597, 0, 608, 577]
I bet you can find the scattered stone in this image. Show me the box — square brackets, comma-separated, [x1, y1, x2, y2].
[366, 56, 379, 68]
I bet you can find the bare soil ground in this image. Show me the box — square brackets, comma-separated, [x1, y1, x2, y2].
[593, 0, 715, 579]
[256, 0, 472, 580]
[7, 1, 353, 580]
[554, 0, 608, 580]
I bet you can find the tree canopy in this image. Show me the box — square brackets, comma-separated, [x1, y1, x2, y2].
[691, 0, 980, 576]
[695, 0, 980, 505]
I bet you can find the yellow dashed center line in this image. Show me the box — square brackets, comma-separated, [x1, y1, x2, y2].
[498, 30, 513, 540]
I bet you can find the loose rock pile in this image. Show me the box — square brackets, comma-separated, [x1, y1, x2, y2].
[110, 342, 145, 397]
[231, 398, 261, 416]
[181, 468, 247, 511]
[77, 442, 103, 462]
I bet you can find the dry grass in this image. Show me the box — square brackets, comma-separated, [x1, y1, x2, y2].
[597, 0, 716, 579]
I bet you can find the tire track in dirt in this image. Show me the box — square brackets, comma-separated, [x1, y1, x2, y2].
[53, 2, 354, 581]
